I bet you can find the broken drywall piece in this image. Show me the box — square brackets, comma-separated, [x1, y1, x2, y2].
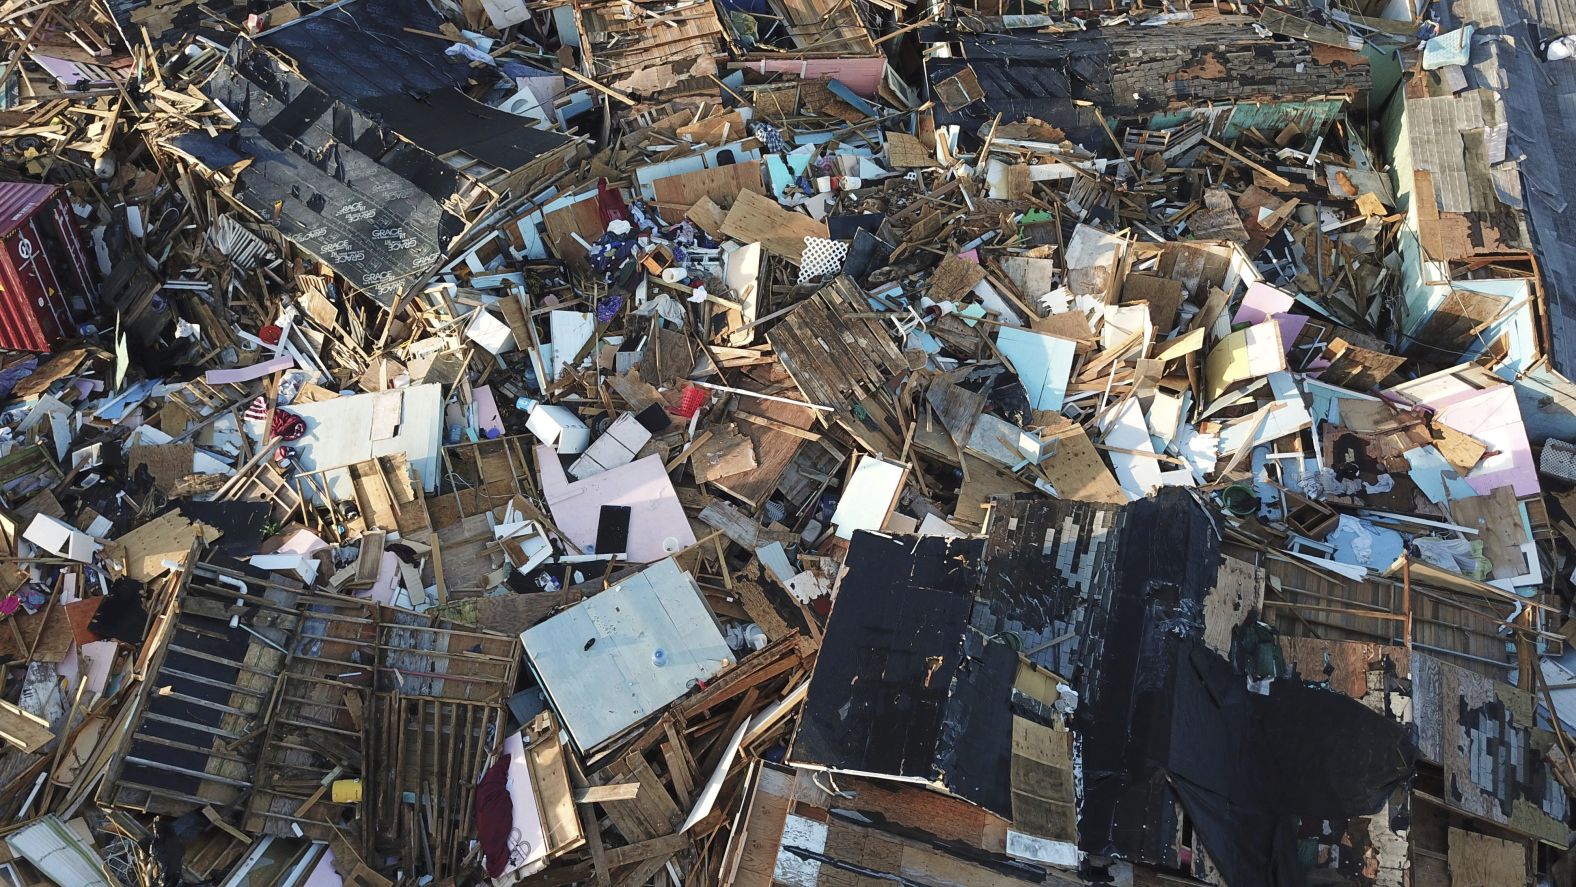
[537, 445, 695, 562]
[917, 514, 967, 537]
[830, 455, 908, 539]
[1103, 398, 1164, 501]
[1101, 303, 1153, 352]
[524, 402, 592, 455]
[722, 242, 763, 346]
[997, 327, 1077, 412]
[290, 384, 444, 497]
[548, 310, 596, 380]
[23, 514, 99, 563]
[966, 413, 1046, 470]
[569, 411, 654, 479]
[248, 553, 320, 585]
[1232, 282, 1306, 355]
[1064, 224, 1126, 301]
[1204, 320, 1287, 403]
[1216, 372, 1312, 453]
[466, 307, 517, 355]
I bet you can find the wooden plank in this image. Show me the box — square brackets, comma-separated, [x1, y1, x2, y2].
[580, 799, 612, 887]
[576, 783, 642, 803]
[0, 698, 53, 752]
[661, 718, 696, 804]
[732, 409, 820, 441]
[611, 854, 673, 887]
[602, 832, 689, 869]
[598, 754, 683, 842]
[1202, 135, 1291, 187]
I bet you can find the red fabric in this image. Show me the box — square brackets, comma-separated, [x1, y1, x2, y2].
[475, 757, 514, 878]
[270, 408, 306, 442]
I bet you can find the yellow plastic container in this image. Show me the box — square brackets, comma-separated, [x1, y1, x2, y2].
[331, 779, 363, 804]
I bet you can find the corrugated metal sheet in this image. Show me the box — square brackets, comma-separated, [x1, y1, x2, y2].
[0, 182, 57, 239]
[0, 185, 94, 352]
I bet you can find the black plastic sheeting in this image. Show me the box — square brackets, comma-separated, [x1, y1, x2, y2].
[1075, 489, 1416, 887]
[791, 532, 1020, 817]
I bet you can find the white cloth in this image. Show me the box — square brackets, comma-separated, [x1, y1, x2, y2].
[1547, 36, 1576, 60]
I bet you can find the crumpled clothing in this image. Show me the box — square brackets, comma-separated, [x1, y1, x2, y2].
[1335, 515, 1374, 564]
[1298, 467, 1363, 500]
[243, 395, 270, 424]
[445, 43, 496, 66]
[753, 121, 787, 153]
[1362, 473, 1395, 494]
[1413, 536, 1492, 579]
[271, 408, 306, 442]
[595, 295, 624, 323]
[475, 757, 514, 878]
[633, 292, 687, 324]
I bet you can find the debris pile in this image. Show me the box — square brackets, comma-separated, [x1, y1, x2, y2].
[0, 0, 1574, 884]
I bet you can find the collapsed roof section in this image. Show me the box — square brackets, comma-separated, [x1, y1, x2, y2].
[791, 491, 1415, 882]
[165, 0, 579, 307]
[169, 42, 470, 307]
[256, 0, 578, 191]
[790, 533, 1019, 815]
[926, 15, 1371, 148]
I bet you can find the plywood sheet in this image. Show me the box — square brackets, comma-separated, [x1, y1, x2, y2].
[1318, 337, 1406, 391]
[1009, 716, 1076, 841]
[885, 131, 932, 168]
[1449, 486, 1529, 580]
[1447, 827, 1526, 887]
[109, 510, 222, 581]
[690, 424, 757, 483]
[129, 441, 194, 495]
[720, 190, 828, 263]
[1035, 415, 1125, 504]
[650, 160, 764, 214]
[1202, 556, 1264, 656]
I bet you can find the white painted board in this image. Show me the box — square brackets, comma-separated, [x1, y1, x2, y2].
[521, 559, 732, 751]
[830, 455, 907, 540]
[997, 327, 1077, 412]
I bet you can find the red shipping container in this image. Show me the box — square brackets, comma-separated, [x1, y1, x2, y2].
[0, 182, 97, 352]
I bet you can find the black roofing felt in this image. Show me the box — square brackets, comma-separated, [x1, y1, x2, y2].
[793, 492, 1413, 882]
[259, 0, 571, 171]
[791, 532, 1019, 816]
[1073, 490, 1414, 887]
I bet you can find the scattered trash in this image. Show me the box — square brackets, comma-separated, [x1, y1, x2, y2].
[0, 0, 1572, 883]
